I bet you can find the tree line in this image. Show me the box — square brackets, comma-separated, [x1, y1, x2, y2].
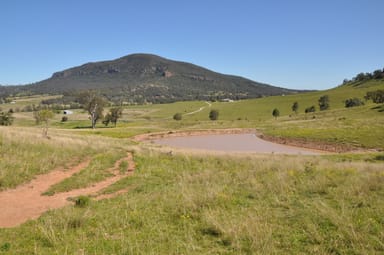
[342, 68, 384, 84]
[272, 90, 384, 118]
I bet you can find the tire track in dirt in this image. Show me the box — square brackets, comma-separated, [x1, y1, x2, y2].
[0, 153, 135, 228]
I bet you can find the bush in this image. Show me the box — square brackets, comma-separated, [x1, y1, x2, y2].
[0, 111, 14, 126]
[365, 90, 384, 104]
[0, 243, 10, 252]
[305, 106, 316, 113]
[345, 98, 364, 108]
[61, 116, 68, 122]
[209, 110, 219, 120]
[173, 113, 182, 121]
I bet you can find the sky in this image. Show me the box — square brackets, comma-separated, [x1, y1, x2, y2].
[1, 0, 383, 90]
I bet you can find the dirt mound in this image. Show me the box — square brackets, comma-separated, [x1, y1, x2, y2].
[0, 152, 135, 228]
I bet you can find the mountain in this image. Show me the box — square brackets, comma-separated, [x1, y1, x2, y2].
[2, 54, 300, 103]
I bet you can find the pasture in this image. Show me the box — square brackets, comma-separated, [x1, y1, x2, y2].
[0, 80, 383, 254]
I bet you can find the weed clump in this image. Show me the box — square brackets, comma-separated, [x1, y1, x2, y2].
[74, 196, 90, 208]
[0, 242, 10, 251]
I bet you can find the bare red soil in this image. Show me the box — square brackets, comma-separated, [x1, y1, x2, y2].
[0, 153, 135, 228]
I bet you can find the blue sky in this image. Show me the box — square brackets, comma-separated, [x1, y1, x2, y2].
[1, 0, 383, 89]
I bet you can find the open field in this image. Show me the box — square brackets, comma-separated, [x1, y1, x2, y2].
[0, 134, 383, 253]
[0, 80, 383, 253]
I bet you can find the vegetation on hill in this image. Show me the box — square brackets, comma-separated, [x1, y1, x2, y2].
[0, 54, 299, 104]
[342, 68, 384, 85]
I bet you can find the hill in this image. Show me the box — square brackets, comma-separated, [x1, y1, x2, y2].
[1, 54, 299, 103]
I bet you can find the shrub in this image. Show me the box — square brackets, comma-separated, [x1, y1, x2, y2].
[345, 98, 364, 108]
[209, 110, 219, 120]
[61, 116, 68, 122]
[173, 113, 182, 121]
[365, 90, 384, 104]
[0, 243, 10, 252]
[305, 106, 316, 113]
[0, 111, 14, 126]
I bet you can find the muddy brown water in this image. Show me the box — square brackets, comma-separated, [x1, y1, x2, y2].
[154, 133, 322, 155]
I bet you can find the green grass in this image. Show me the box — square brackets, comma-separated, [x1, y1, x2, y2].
[0, 152, 383, 254]
[260, 103, 384, 149]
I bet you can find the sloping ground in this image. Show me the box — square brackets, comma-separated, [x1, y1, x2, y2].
[0, 153, 135, 228]
[1, 54, 299, 103]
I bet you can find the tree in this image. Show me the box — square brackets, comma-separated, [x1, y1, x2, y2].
[103, 107, 123, 127]
[209, 109, 219, 120]
[173, 113, 182, 121]
[372, 69, 384, 79]
[291, 101, 299, 114]
[272, 108, 280, 119]
[77, 91, 106, 129]
[0, 110, 14, 126]
[318, 95, 330, 111]
[34, 109, 55, 138]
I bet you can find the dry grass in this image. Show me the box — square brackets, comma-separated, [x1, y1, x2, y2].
[1, 151, 382, 254]
[0, 126, 127, 190]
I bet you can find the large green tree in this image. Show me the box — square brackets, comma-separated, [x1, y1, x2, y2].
[77, 91, 107, 129]
[272, 108, 280, 119]
[318, 95, 330, 111]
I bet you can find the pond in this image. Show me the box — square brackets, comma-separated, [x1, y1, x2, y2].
[154, 133, 322, 155]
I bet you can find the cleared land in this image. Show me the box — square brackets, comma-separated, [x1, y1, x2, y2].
[0, 79, 383, 254]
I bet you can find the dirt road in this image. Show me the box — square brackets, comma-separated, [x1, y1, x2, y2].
[0, 153, 135, 228]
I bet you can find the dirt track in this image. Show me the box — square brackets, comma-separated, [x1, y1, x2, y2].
[0, 152, 135, 228]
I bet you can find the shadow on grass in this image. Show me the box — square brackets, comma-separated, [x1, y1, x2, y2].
[371, 105, 384, 112]
[74, 126, 114, 129]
